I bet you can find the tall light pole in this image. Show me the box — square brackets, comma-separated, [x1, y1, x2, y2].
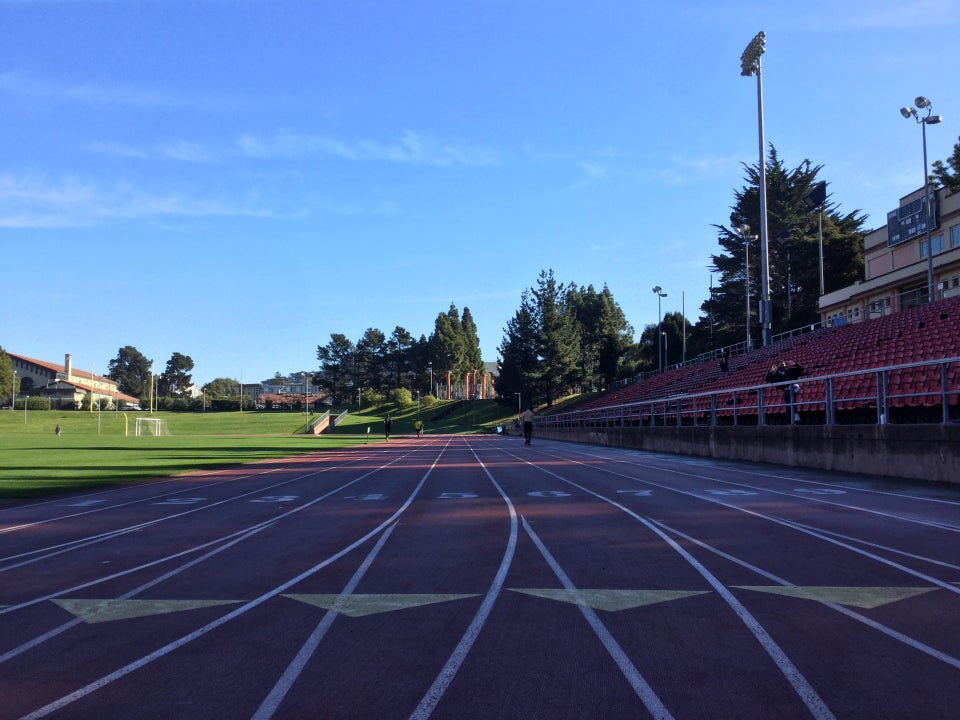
[901, 96, 943, 304]
[741, 31, 772, 346]
[737, 225, 756, 349]
[652, 286, 667, 372]
[428, 361, 433, 397]
[803, 181, 828, 297]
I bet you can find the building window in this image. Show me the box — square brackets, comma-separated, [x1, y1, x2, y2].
[921, 234, 945, 258]
[951, 225, 960, 249]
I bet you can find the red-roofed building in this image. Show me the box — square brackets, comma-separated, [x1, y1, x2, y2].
[8, 352, 140, 410]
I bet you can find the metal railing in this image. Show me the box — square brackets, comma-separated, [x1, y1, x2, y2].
[538, 356, 960, 430]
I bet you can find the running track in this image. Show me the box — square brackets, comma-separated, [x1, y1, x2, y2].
[2, 434, 960, 719]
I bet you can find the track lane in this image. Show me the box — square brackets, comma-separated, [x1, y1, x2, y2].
[2, 435, 960, 718]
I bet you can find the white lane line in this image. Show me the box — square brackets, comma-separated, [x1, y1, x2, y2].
[0, 469, 268, 536]
[650, 518, 960, 672]
[250, 522, 399, 720]
[562, 446, 960, 531]
[0, 451, 397, 618]
[680, 473, 960, 535]
[779, 519, 960, 573]
[0, 520, 277, 665]
[507, 450, 837, 720]
[408, 440, 518, 720]
[0, 464, 352, 569]
[18, 445, 440, 720]
[0, 450, 371, 551]
[537, 448, 960, 597]
[252, 441, 453, 718]
[521, 516, 675, 720]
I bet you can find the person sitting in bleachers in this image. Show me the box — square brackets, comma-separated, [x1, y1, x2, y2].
[766, 360, 804, 423]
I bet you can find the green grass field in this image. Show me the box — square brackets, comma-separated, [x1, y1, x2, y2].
[0, 400, 519, 501]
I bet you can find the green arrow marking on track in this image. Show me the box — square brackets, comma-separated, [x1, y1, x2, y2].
[53, 598, 243, 624]
[45, 585, 940, 623]
[284, 593, 480, 617]
[509, 588, 711, 612]
[733, 586, 938, 609]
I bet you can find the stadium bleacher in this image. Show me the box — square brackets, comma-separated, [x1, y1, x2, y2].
[581, 295, 960, 425]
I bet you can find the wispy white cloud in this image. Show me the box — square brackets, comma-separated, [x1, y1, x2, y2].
[661, 154, 743, 186]
[0, 174, 281, 228]
[86, 140, 223, 164]
[236, 130, 501, 167]
[580, 162, 610, 181]
[87, 130, 501, 168]
[0, 70, 251, 112]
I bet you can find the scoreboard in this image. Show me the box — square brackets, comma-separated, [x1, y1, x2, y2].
[887, 191, 938, 247]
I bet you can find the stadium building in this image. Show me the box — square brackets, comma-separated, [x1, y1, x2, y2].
[819, 183, 960, 324]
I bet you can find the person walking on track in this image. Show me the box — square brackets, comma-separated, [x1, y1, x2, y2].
[521, 406, 535, 445]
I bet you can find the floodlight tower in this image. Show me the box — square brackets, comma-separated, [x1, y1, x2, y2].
[900, 96, 943, 303]
[740, 31, 772, 346]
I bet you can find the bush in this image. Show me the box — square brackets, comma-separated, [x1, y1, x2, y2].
[389, 387, 413, 407]
[361, 388, 384, 407]
[16, 396, 52, 410]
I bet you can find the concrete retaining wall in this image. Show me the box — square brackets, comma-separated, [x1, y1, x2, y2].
[535, 424, 960, 485]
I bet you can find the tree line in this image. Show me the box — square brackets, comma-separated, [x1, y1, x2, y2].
[313, 304, 482, 406]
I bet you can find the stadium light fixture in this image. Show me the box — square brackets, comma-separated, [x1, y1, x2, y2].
[740, 31, 772, 346]
[652, 286, 667, 372]
[901, 96, 943, 303]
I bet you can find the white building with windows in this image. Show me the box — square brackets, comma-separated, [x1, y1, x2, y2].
[9, 352, 140, 409]
[819, 184, 960, 325]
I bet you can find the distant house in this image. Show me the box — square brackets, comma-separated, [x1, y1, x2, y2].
[8, 352, 140, 409]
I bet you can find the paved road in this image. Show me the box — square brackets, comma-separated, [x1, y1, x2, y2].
[2, 434, 960, 719]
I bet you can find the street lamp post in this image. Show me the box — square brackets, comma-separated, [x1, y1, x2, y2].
[652, 286, 667, 372]
[803, 181, 828, 297]
[428, 361, 433, 398]
[900, 96, 943, 304]
[741, 30, 772, 346]
[661, 332, 668, 368]
[737, 225, 756, 349]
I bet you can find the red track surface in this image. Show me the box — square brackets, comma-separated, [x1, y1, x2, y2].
[2, 434, 960, 719]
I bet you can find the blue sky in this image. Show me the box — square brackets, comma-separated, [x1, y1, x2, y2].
[2, 0, 958, 386]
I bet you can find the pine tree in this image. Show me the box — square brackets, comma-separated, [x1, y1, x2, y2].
[532, 270, 580, 406]
[932, 140, 960, 192]
[569, 284, 633, 390]
[702, 147, 866, 348]
[495, 290, 540, 408]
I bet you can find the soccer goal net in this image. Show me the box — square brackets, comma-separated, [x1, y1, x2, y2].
[135, 417, 170, 437]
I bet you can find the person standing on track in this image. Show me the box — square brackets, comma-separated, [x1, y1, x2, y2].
[383, 414, 392, 441]
[521, 406, 535, 445]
